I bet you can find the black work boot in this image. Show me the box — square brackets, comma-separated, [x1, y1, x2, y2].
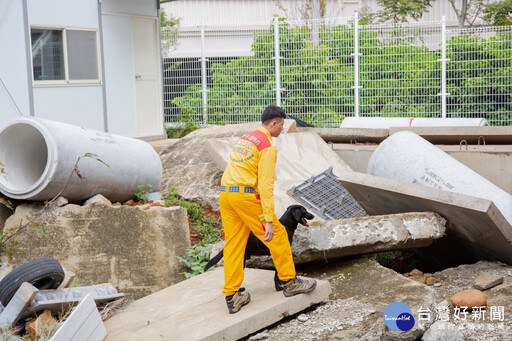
[225, 289, 251, 314]
[282, 276, 317, 297]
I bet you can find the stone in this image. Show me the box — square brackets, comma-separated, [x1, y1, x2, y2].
[430, 261, 512, 340]
[137, 203, 151, 210]
[112, 202, 122, 207]
[449, 289, 486, 308]
[249, 331, 269, 340]
[433, 282, 441, 287]
[151, 200, 166, 207]
[425, 277, 437, 286]
[244, 212, 445, 268]
[424, 273, 433, 278]
[421, 321, 463, 341]
[410, 269, 423, 276]
[25, 309, 57, 341]
[409, 275, 426, 284]
[54, 196, 68, 207]
[159, 120, 297, 211]
[123, 199, 135, 206]
[473, 274, 504, 290]
[83, 194, 111, 206]
[2, 202, 190, 300]
[297, 314, 309, 322]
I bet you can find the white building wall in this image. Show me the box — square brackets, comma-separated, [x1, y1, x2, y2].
[102, 0, 158, 17]
[165, 0, 487, 28]
[32, 87, 104, 130]
[27, 0, 105, 130]
[102, 14, 137, 136]
[0, 1, 31, 121]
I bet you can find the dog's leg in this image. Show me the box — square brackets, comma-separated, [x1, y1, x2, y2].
[274, 270, 284, 291]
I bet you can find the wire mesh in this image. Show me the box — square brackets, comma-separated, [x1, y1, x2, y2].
[162, 18, 512, 127]
[288, 167, 367, 220]
[446, 26, 512, 126]
[358, 21, 443, 118]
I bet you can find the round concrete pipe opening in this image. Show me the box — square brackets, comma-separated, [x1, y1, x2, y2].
[0, 122, 51, 195]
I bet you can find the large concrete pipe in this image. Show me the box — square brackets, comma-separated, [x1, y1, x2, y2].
[340, 117, 489, 128]
[0, 117, 162, 202]
[367, 131, 512, 224]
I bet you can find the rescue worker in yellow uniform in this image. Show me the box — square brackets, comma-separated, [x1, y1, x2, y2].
[220, 105, 317, 314]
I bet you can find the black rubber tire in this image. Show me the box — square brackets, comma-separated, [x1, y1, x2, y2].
[0, 257, 65, 306]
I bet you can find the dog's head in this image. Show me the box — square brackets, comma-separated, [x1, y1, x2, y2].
[287, 204, 314, 227]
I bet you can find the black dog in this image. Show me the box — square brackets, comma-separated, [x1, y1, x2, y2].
[204, 204, 314, 290]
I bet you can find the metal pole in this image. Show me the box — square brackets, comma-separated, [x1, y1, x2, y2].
[274, 19, 282, 107]
[353, 12, 360, 118]
[440, 16, 447, 119]
[200, 22, 208, 124]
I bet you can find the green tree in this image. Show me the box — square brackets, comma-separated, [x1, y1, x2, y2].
[160, 8, 180, 29]
[359, 0, 434, 24]
[448, 0, 488, 28]
[482, 0, 512, 26]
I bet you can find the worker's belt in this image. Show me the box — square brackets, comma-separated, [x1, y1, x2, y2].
[220, 186, 254, 193]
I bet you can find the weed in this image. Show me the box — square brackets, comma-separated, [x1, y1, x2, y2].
[134, 184, 153, 204]
[164, 186, 222, 244]
[176, 244, 214, 278]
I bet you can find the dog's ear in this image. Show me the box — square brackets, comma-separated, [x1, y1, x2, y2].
[292, 207, 303, 223]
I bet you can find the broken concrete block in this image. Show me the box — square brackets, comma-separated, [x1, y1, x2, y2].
[26, 309, 57, 341]
[473, 274, 504, 290]
[450, 289, 486, 308]
[3, 203, 190, 299]
[290, 212, 445, 265]
[57, 269, 76, 289]
[83, 194, 111, 206]
[409, 269, 423, 277]
[104, 268, 330, 341]
[0, 282, 39, 329]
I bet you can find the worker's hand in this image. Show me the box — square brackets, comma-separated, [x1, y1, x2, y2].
[263, 221, 274, 242]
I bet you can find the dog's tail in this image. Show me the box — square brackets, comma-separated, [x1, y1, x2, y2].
[204, 249, 224, 272]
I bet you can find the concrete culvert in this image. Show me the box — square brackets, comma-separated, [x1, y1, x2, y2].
[0, 117, 162, 202]
[367, 131, 512, 224]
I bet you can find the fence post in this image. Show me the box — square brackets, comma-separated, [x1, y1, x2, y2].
[440, 16, 447, 119]
[200, 22, 208, 124]
[353, 12, 360, 118]
[274, 19, 282, 107]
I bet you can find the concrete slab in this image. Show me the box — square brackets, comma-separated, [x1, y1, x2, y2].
[338, 171, 512, 266]
[389, 126, 512, 144]
[296, 127, 388, 143]
[104, 268, 331, 341]
[205, 132, 352, 221]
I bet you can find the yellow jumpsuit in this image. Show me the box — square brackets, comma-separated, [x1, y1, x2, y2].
[220, 126, 296, 296]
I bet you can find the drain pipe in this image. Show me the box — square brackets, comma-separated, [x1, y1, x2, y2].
[367, 131, 512, 224]
[0, 117, 162, 202]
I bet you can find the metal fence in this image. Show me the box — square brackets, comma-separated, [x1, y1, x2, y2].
[162, 16, 512, 127]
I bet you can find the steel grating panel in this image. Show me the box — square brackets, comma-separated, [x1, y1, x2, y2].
[288, 167, 367, 220]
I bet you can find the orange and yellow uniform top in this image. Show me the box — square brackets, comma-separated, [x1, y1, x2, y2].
[221, 126, 276, 221]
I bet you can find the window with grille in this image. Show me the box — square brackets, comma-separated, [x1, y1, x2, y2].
[31, 28, 100, 84]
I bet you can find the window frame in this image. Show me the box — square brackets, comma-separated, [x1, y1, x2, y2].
[30, 25, 102, 87]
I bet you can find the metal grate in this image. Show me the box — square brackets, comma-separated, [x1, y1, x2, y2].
[288, 167, 367, 220]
